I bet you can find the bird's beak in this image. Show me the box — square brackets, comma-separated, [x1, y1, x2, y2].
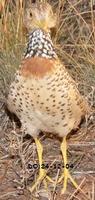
[35, 19, 49, 31]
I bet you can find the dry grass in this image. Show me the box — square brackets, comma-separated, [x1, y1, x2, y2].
[0, 0, 95, 199]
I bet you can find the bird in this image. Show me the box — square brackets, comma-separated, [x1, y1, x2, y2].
[7, 1, 90, 194]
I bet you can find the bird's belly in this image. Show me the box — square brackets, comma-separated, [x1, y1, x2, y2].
[24, 107, 82, 137]
[23, 109, 58, 133]
[7, 71, 86, 138]
[7, 85, 83, 137]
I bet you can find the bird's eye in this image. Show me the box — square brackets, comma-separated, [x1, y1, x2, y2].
[30, 12, 32, 17]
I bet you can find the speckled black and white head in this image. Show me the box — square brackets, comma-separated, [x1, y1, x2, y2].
[24, 29, 57, 59]
[23, 2, 57, 59]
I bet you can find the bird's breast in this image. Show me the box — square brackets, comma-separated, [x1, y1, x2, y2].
[7, 59, 89, 137]
[20, 57, 58, 78]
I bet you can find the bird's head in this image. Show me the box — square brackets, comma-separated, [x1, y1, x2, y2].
[24, 1, 56, 32]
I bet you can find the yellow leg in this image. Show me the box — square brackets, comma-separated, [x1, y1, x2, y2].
[58, 136, 78, 194]
[28, 138, 54, 193]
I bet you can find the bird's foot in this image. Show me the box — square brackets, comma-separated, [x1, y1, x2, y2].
[58, 168, 78, 194]
[28, 168, 54, 193]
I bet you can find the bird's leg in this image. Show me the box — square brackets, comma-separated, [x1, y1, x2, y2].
[58, 136, 78, 194]
[28, 138, 54, 193]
